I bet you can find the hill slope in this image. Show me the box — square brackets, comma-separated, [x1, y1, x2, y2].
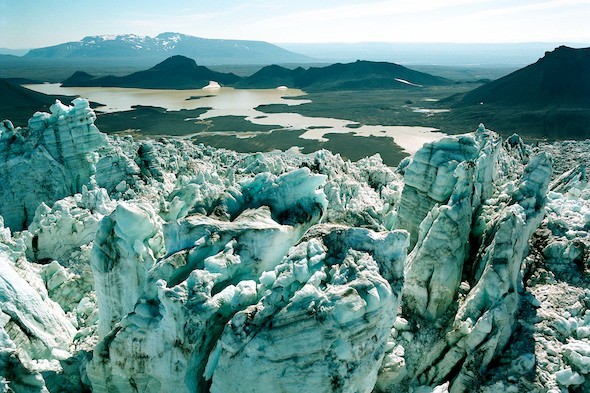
[25, 33, 314, 65]
[297, 60, 451, 90]
[446, 46, 590, 107]
[63, 57, 452, 91]
[62, 56, 240, 89]
[0, 79, 76, 126]
[234, 65, 307, 88]
[439, 46, 590, 138]
[236, 60, 452, 90]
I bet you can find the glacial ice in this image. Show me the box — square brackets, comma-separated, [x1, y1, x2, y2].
[0, 99, 107, 231]
[394, 128, 499, 247]
[0, 252, 76, 361]
[0, 101, 589, 392]
[207, 227, 407, 393]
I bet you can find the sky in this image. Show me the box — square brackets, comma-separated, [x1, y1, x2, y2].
[1, 0, 590, 48]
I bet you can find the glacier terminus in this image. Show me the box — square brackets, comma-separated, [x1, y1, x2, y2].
[0, 100, 589, 392]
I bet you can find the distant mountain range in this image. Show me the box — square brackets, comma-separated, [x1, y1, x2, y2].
[62, 56, 240, 89]
[24, 33, 315, 65]
[279, 42, 590, 67]
[62, 56, 452, 91]
[0, 48, 29, 56]
[4, 45, 590, 138]
[236, 60, 451, 90]
[441, 46, 590, 137]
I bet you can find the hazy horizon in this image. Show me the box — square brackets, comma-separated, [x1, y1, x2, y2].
[3, 36, 590, 51]
[2, 0, 590, 49]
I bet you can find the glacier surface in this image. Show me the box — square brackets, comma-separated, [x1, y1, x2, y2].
[0, 100, 588, 392]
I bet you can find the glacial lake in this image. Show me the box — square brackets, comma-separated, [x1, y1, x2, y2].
[24, 84, 446, 156]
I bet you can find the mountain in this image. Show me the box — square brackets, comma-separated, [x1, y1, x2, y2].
[24, 33, 315, 65]
[0, 48, 29, 56]
[278, 42, 590, 67]
[440, 46, 590, 137]
[64, 57, 452, 91]
[61, 71, 96, 85]
[446, 46, 590, 107]
[236, 60, 452, 90]
[62, 55, 240, 89]
[234, 64, 306, 88]
[295, 60, 451, 90]
[0, 78, 76, 126]
[0, 54, 23, 66]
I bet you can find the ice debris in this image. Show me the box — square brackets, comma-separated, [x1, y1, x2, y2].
[0, 102, 588, 393]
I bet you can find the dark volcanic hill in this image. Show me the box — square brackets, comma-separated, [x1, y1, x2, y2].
[439, 46, 590, 138]
[0, 79, 76, 126]
[63, 58, 452, 91]
[234, 65, 306, 89]
[62, 56, 240, 89]
[237, 60, 452, 90]
[25, 33, 314, 65]
[295, 60, 452, 90]
[446, 46, 590, 107]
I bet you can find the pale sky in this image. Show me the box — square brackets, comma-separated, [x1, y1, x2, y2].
[1, 0, 589, 48]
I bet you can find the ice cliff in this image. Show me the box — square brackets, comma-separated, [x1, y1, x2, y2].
[0, 100, 107, 231]
[0, 100, 588, 392]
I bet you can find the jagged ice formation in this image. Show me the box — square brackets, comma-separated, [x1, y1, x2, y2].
[0, 100, 588, 393]
[0, 99, 107, 231]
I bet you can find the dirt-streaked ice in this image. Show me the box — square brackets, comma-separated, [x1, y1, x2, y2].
[0, 101, 588, 392]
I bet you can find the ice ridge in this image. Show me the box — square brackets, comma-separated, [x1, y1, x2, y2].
[0, 102, 588, 392]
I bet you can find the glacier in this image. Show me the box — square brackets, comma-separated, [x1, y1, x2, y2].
[0, 100, 589, 392]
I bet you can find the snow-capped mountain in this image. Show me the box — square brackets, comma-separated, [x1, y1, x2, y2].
[24, 33, 315, 65]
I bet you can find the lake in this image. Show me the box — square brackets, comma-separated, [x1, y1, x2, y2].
[24, 84, 445, 156]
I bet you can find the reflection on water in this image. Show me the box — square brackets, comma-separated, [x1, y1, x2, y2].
[24, 84, 445, 155]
